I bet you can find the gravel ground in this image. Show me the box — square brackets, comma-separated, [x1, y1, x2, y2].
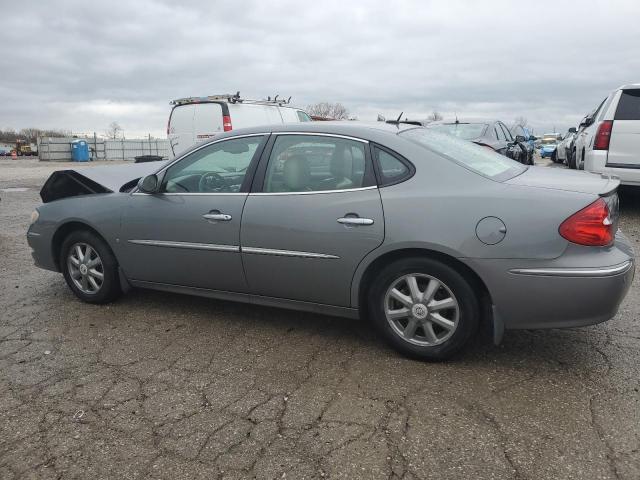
[1, 157, 639, 480]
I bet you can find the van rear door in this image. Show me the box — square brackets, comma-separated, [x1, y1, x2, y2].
[607, 88, 640, 167]
[193, 103, 224, 146]
[168, 104, 195, 157]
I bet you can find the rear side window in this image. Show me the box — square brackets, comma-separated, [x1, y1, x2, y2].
[615, 89, 640, 120]
[373, 146, 413, 186]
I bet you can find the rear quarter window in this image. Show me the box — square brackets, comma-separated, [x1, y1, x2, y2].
[615, 89, 640, 120]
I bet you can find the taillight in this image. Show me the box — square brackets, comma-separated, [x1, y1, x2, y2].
[223, 115, 232, 132]
[559, 198, 613, 246]
[593, 120, 613, 150]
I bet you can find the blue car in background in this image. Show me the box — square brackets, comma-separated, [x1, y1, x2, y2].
[539, 133, 562, 160]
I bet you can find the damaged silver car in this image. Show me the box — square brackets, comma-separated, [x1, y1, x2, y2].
[28, 122, 635, 360]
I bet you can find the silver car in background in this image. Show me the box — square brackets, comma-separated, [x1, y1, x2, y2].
[27, 122, 635, 360]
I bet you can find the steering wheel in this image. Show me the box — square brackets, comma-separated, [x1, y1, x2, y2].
[198, 172, 224, 192]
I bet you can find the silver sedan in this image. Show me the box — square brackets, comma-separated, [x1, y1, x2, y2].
[27, 122, 635, 360]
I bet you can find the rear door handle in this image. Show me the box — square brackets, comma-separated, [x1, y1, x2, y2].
[337, 217, 374, 226]
[203, 212, 232, 222]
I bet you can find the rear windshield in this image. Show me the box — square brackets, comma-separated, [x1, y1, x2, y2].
[615, 89, 640, 120]
[427, 123, 487, 140]
[400, 128, 527, 181]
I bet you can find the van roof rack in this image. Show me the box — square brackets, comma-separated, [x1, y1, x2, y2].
[170, 92, 293, 107]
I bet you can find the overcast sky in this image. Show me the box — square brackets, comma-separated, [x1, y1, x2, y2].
[1, 0, 639, 138]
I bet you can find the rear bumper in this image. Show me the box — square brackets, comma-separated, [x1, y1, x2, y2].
[585, 150, 640, 186]
[468, 232, 636, 330]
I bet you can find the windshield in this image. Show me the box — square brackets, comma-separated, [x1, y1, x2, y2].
[427, 123, 487, 140]
[400, 128, 526, 181]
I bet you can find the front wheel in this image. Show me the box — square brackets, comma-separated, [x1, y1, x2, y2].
[367, 257, 479, 361]
[61, 230, 122, 304]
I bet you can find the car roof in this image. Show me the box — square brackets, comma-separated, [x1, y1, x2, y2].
[213, 121, 420, 141]
[618, 83, 640, 90]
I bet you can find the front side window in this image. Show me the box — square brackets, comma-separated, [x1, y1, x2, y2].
[263, 135, 370, 193]
[400, 128, 526, 182]
[494, 124, 506, 141]
[162, 136, 263, 193]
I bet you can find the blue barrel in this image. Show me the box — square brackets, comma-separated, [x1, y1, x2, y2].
[71, 140, 90, 162]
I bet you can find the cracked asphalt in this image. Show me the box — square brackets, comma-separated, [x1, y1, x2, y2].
[1, 157, 639, 479]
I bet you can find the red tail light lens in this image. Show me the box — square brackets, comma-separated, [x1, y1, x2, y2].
[559, 198, 613, 246]
[223, 115, 232, 132]
[593, 120, 613, 150]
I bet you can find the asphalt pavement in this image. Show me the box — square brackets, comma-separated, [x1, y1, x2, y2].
[1, 157, 639, 479]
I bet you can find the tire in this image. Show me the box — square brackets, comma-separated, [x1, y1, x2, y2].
[551, 150, 557, 162]
[61, 230, 121, 304]
[367, 257, 480, 361]
[568, 150, 576, 169]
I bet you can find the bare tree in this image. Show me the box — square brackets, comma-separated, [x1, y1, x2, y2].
[305, 102, 350, 120]
[427, 110, 443, 122]
[511, 116, 528, 130]
[105, 121, 123, 139]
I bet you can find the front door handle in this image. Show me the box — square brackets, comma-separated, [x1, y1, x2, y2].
[337, 217, 374, 226]
[203, 212, 232, 222]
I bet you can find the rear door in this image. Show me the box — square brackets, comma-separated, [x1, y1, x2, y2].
[240, 133, 384, 307]
[607, 88, 640, 167]
[168, 104, 196, 157]
[193, 103, 224, 146]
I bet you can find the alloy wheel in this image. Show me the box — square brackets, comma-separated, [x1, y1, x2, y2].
[67, 242, 104, 294]
[384, 273, 460, 346]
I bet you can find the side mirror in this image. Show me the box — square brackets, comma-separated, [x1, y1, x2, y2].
[568, 127, 577, 133]
[138, 174, 159, 193]
[529, 135, 537, 141]
[515, 135, 526, 143]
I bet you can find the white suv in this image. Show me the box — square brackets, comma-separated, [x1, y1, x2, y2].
[581, 84, 640, 185]
[167, 93, 312, 157]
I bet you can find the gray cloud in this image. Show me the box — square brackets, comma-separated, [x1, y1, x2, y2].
[1, 0, 639, 137]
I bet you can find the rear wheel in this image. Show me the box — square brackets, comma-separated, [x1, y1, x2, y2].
[367, 257, 479, 361]
[61, 230, 121, 304]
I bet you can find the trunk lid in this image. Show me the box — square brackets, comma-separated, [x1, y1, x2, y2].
[505, 166, 619, 196]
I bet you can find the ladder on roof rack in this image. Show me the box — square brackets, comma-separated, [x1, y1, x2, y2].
[170, 92, 293, 106]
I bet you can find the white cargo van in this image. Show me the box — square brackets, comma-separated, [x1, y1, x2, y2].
[167, 93, 312, 157]
[583, 84, 640, 186]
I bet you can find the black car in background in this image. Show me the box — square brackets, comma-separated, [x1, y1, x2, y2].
[510, 124, 535, 165]
[427, 119, 527, 164]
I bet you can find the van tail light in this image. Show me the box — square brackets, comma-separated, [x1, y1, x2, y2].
[593, 120, 613, 150]
[559, 198, 613, 246]
[223, 115, 232, 132]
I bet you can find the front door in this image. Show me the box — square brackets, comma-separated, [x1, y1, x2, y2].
[240, 133, 384, 307]
[119, 134, 267, 292]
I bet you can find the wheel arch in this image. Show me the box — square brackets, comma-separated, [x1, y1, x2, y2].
[354, 247, 493, 327]
[51, 221, 116, 271]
